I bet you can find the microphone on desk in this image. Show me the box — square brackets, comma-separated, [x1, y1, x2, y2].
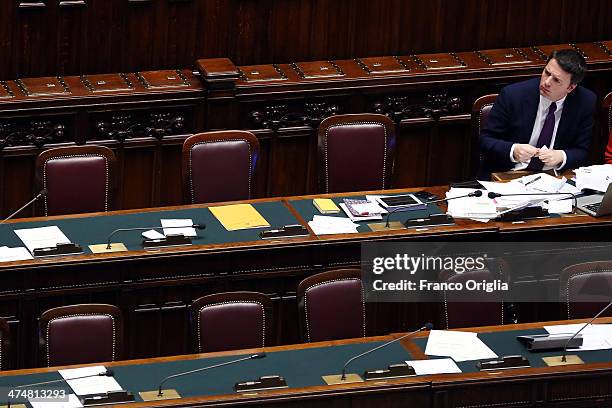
[139, 353, 266, 401]
[104, 224, 206, 250]
[4, 369, 132, 407]
[0, 189, 47, 225]
[544, 300, 612, 367]
[322, 323, 433, 385]
[384, 190, 483, 228]
[486, 191, 578, 209]
[486, 191, 578, 221]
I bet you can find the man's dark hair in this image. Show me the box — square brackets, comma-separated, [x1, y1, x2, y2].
[547, 49, 587, 84]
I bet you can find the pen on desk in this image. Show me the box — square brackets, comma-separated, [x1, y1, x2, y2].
[524, 175, 541, 186]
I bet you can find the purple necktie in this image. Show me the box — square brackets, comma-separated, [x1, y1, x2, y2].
[527, 101, 557, 170]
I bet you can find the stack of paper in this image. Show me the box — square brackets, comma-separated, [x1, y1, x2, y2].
[445, 188, 497, 221]
[308, 215, 358, 235]
[340, 199, 386, 222]
[59, 365, 123, 396]
[544, 323, 612, 351]
[0, 246, 33, 262]
[14, 226, 71, 253]
[424, 330, 497, 362]
[575, 164, 612, 192]
[209, 204, 270, 231]
[160, 219, 197, 237]
[405, 358, 462, 375]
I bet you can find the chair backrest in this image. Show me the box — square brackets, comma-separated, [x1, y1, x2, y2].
[298, 269, 365, 342]
[560, 261, 612, 319]
[317, 114, 396, 193]
[182, 131, 260, 204]
[604, 91, 612, 134]
[603, 92, 612, 164]
[472, 94, 498, 177]
[39, 304, 123, 367]
[35, 145, 117, 216]
[190, 292, 272, 353]
[440, 259, 508, 329]
[0, 318, 10, 371]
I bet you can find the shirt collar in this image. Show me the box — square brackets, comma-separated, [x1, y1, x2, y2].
[540, 94, 566, 112]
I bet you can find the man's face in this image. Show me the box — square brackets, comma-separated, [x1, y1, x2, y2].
[539, 58, 577, 101]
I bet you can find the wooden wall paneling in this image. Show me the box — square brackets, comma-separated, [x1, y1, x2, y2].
[229, 0, 273, 66]
[157, 139, 184, 207]
[14, 2, 58, 77]
[122, 0, 156, 73]
[0, 151, 38, 218]
[158, 286, 190, 357]
[84, 1, 121, 74]
[393, 122, 430, 188]
[307, 0, 356, 62]
[352, 0, 402, 58]
[268, 0, 313, 63]
[426, 119, 472, 185]
[56, 1, 87, 75]
[193, 0, 231, 61]
[250, 131, 272, 198]
[0, 5, 13, 80]
[268, 127, 314, 197]
[160, 0, 199, 69]
[120, 141, 157, 209]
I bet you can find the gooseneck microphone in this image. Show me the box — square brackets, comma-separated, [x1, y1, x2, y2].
[384, 190, 483, 228]
[561, 300, 612, 362]
[0, 189, 48, 225]
[340, 323, 433, 380]
[105, 224, 206, 249]
[156, 353, 266, 396]
[10, 368, 114, 389]
[487, 191, 577, 210]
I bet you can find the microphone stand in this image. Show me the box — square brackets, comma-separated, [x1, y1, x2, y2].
[0, 189, 47, 225]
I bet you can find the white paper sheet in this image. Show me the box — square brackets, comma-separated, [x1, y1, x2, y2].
[308, 215, 358, 235]
[29, 393, 82, 408]
[142, 229, 165, 240]
[14, 226, 71, 253]
[405, 358, 462, 375]
[160, 219, 196, 237]
[544, 323, 612, 351]
[575, 164, 612, 192]
[59, 366, 122, 396]
[424, 330, 498, 362]
[0, 246, 34, 262]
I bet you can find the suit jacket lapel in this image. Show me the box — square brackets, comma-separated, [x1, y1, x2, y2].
[554, 92, 576, 149]
[521, 88, 539, 143]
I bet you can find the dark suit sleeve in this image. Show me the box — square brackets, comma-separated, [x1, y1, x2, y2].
[479, 87, 517, 173]
[561, 90, 596, 170]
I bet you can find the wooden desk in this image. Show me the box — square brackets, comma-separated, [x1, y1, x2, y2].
[0, 187, 610, 369]
[1, 319, 611, 408]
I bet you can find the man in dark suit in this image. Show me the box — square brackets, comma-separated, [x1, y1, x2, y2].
[479, 49, 596, 179]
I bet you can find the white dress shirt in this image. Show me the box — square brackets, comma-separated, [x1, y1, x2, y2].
[510, 94, 568, 171]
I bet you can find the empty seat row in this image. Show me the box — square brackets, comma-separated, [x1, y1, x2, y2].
[34, 113, 396, 216]
[1, 261, 609, 369]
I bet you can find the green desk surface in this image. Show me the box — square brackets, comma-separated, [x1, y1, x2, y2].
[289, 195, 444, 233]
[413, 328, 612, 373]
[0, 341, 411, 401]
[0, 202, 299, 252]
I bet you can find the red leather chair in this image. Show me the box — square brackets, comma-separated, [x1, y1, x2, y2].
[440, 259, 508, 329]
[560, 261, 612, 319]
[0, 318, 10, 371]
[472, 94, 498, 178]
[317, 114, 396, 193]
[39, 304, 123, 367]
[182, 131, 259, 204]
[190, 292, 272, 353]
[298, 269, 365, 342]
[35, 145, 117, 216]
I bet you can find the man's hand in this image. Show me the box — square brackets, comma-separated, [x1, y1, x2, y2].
[536, 148, 564, 167]
[513, 144, 539, 163]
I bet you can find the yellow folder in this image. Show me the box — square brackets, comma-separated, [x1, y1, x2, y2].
[209, 204, 270, 231]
